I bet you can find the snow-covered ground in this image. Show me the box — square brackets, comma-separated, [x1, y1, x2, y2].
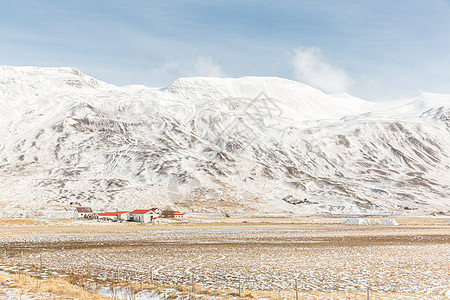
[1, 65, 450, 216]
[0, 219, 449, 299]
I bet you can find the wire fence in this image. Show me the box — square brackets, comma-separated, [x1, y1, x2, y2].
[0, 249, 379, 299]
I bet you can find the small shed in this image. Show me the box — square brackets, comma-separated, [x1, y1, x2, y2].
[73, 206, 94, 219]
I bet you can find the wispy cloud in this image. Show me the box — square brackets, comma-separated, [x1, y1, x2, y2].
[187, 57, 226, 77]
[292, 47, 353, 93]
[2, 1, 450, 99]
[152, 56, 226, 84]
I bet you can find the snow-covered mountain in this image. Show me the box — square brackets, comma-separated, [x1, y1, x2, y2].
[1, 66, 449, 216]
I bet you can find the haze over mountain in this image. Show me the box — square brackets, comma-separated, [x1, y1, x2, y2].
[1, 66, 449, 216]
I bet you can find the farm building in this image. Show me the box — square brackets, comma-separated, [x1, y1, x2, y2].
[173, 211, 187, 218]
[116, 211, 130, 221]
[162, 210, 187, 218]
[95, 211, 130, 221]
[95, 212, 117, 221]
[73, 206, 94, 219]
[129, 208, 161, 223]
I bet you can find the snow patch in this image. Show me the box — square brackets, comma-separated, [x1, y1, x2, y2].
[343, 218, 399, 226]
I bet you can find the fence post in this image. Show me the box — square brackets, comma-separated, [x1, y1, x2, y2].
[295, 278, 298, 300]
[367, 287, 370, 300]
[150, 266, 153, 284]
[239, 275, 241, 297]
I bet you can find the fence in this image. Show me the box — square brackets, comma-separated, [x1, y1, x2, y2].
[0, 249, 375, 299]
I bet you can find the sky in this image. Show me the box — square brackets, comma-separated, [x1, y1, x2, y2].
[1, 0, 450, 100]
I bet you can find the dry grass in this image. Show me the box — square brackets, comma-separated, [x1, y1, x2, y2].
[0, 218, 50, 226]
[0, 214, 447, 228]
[0, 271, 110, 299]
[1, 256, 447, 299]
[0, 270, 441, 300]
[1, 216, 449, 299]
[249, 289, 443, 299]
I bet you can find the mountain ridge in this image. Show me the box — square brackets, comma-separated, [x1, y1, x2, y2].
[0, 66, 449, 216]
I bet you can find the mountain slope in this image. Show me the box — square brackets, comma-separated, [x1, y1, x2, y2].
[0, 66, 449, 216]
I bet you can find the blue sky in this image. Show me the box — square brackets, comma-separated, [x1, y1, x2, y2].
[1, 0, 450, 100]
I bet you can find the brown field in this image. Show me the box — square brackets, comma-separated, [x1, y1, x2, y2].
[0, 272, 110, 299]
[0, 216, 449, 299]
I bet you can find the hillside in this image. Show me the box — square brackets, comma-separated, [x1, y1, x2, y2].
[1, 66, 449, 216]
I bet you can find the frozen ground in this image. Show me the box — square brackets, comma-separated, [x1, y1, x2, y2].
[0, 218, 449, 299]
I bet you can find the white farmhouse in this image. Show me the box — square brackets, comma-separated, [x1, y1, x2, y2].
[73, 206, 94, 219]
[129, 208, 161, 223]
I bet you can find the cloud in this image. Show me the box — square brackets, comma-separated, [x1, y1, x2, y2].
[187, 57, 227, 77]
[152, 57, 227, 85]
[292, 47, 353, 93]
[153, 61, 180, 75]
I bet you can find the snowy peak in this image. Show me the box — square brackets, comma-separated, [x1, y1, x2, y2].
[0, 66, 113, 100]
[166, 76, 323, 100]
[166, 76, 375, 121]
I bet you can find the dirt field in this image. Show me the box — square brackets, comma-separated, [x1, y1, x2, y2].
[0, 216, 449, 299]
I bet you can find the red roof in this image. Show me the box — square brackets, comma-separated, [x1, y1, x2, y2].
[97, 212, 118, 217]
[129, 208, 159, 214]
[75, 207, 93, 213]
[129, 209, 152, 215]
[96, 211, 129, 216]
[173, 211, 186, 215]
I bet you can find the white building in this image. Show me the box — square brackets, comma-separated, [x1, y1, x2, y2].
[173, 211, 187, 218]
[95, 212, 116, 221]
[73, 206, 94, 219]
[129, 208, 161, 223]
[95, 211, 130, 221]
[162, 210, 187, 218]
